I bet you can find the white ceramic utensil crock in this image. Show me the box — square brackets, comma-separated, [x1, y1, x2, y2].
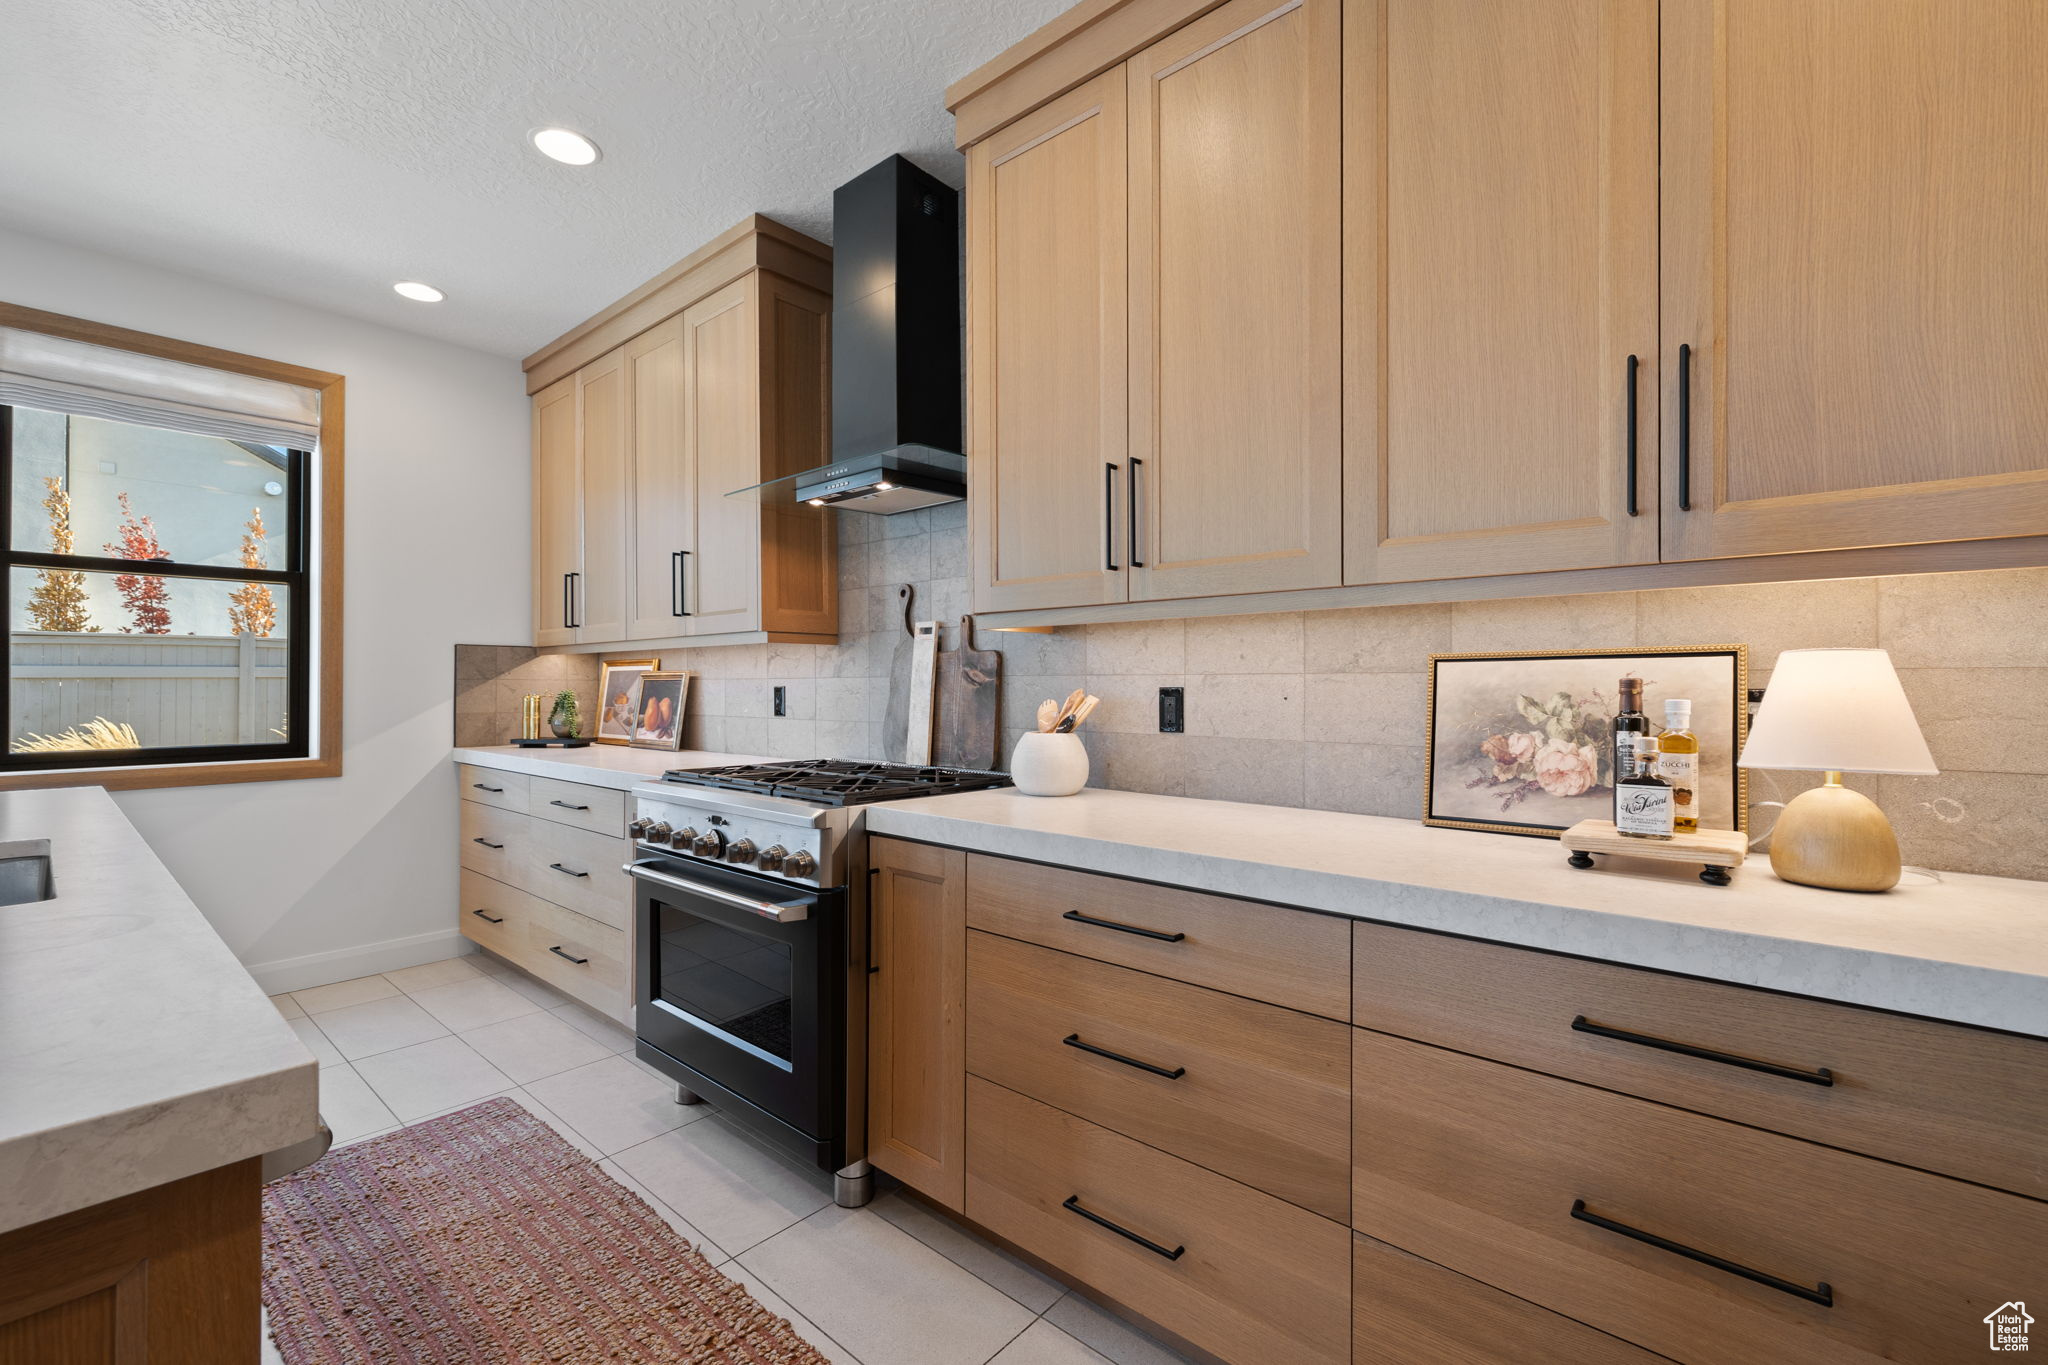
[1010, 731, 1089, 797]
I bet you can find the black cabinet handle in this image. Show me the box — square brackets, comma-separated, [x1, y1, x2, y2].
[1128, 456, 1144, 567]
[1571, 1015, 1834, 1087]
[550, 799, 591, 812]
[1624, 354, 1640, 517]
[1104, 463, 1120, 571]
[1677, 342, 1693, 512]
[1063, 1033, 1184, 1079]
[549, 862, 590, 878]
[1062, 1195, 1185, 1261]
[866, 866, 880, 975]
[471, 837, 504, 850]
[471, 783, 504, 793]
[673, 550, 692, 617]
[470, 907, 504, 924]
[1570, 1201, 1832, 1307]
[549, 945, 590, 965]
[1061, 909, 1184, 943]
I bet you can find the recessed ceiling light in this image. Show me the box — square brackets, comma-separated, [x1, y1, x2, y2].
[531, 128, 600, 166]
[393, 281, 445, 303]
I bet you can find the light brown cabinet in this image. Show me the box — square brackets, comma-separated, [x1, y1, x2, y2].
[1660, 0, 2048, 561]
[865, 835, 967, 1211]
[1344, 0, 1659, 584]
[953, 0, 2048, 624]
[523, 218, 838, 650]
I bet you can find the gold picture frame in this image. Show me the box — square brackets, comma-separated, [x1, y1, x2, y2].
[1423, 645, 1749, 839]
[595, 658, 659, 745]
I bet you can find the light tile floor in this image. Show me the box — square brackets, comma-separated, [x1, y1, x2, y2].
[264, 953, 1197, 1365]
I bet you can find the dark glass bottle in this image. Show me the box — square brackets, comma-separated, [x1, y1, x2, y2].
[1612, 675, 1648, 822]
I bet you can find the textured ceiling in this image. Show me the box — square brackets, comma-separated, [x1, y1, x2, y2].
[2, 0, 1069, 356]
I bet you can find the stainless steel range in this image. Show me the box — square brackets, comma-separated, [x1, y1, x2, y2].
[623, 760, 1010, 1206]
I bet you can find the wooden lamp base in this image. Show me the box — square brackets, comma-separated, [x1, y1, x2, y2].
[1768, 774, 1901, 892]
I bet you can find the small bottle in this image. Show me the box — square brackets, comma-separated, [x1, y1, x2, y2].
[1658, 699, 1700, 832]
[1612, 676, 1649, 821]
[1615, 736, 1675, 839]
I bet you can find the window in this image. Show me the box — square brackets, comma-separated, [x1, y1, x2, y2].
[0, 305, 342, 787]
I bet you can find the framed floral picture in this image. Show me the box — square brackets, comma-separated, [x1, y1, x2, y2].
[1423, 646, 1748, 838]
[595, 658, 659, 745]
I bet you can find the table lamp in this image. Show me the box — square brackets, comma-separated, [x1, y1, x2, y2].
[1738, 648, 1936, 892]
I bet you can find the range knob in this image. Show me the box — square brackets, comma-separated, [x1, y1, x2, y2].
[756, 844, 787, 873]
[645, 821, 673, 844]
[692, 829, 727, 859]
[627, 818, 653, 838]
[727, 838, 758, 865]
[671, 825, 698, 849]
[783, 850, 817, 880]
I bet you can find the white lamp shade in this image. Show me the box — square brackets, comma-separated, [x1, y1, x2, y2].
[1739, 648, 1937, 775]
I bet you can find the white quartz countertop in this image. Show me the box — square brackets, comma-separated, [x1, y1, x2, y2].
[453, 744, 771, 791]
[0, 786, 320, 1234]
[865, 788, 2048, 1038]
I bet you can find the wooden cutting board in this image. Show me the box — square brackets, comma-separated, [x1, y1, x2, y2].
[933, 615, 1002, 772]
[903, 621, 939, 765]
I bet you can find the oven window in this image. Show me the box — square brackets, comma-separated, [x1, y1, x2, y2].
[654, 903, 794, 1065]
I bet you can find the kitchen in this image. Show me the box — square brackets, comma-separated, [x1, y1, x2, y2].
[2, 1, 2045, 1362]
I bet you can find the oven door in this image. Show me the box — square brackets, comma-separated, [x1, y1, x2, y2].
[628, 854, 845, 1150]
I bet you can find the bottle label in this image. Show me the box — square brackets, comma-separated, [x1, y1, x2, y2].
[1660, 752, 1700, 824]
[1616, 785, 1674, 837]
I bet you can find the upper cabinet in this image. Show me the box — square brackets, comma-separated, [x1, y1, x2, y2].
[1127, 0, 1343, 600]
[951, 0, 2048, 622]
[523, 218, 837, 649]
[1345, 0, 1658, 584]
[1660, 0, 2048, 561]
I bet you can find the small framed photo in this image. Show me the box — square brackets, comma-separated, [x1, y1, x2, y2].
[595, 658, 659, 745]
[628, 672, 692, 751]
[1424, 645, 1748, 839]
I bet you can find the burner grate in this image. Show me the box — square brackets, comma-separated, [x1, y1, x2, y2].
[661, 759, 1012, 806]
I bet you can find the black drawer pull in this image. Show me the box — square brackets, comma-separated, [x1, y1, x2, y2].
[471, 783, 504, 793]
[549, 945, 589, 965]
[1062, 1195, 1185, 1261]
[1064, 1033, 1185, 1079]
[470, 908, 504, 924]
[1570, 1201, 1833, 1307]
[1676, 342, 1693, 512]
[1060, 909, 1184, 943]
[549, 799, 591, 812]
[1623, 353, 1640, 517]
[471, 837, 504, 849]
[549, 862, 590, 878]
[1571, 1016, 1834, 1087]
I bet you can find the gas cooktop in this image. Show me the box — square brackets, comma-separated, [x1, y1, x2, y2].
[660, 759, 1012, 807]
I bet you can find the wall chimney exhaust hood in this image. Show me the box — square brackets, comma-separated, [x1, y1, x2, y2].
[747, 155, 962, 515]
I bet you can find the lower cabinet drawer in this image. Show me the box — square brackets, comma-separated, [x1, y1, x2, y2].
[459, 764, 528, 811]
[528, 775, 627, 837]
[458, 801, 529, 880]
[456, 869, 628, 1018]
[967, 931, 1351, 1219]
[1353, 1234, 1669, 1365]
[1351, 1028, 2048, 1365]
[520, 818, 631, 931]
[967, 1076, 1350, 1365]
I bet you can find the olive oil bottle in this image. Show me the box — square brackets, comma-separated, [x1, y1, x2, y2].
[1658, 698, 1700, 832]
[1612, 676, 1649, 823]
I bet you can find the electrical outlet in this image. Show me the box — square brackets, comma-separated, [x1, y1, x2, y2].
[1158, 686, 1185, 733]
[772, 685, 787, 717]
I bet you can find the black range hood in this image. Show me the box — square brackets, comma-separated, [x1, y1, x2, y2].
[797, 155, 962, 514]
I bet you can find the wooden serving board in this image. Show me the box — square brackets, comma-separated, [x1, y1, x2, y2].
[933, 616, 1001, 771]
[1559, 819, 1749, 885]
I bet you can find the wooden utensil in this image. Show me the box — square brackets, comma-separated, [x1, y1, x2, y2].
[1053, 688, 1086, 729]
[1067, 694, 1100, 730]
[1036, 699, 1060, 733]
[933, 616, 1002, 770]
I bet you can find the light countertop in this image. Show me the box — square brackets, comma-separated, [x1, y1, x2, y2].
[865, 788, 2048, 1038]
[0, 787, 319, 1234]
[453, 744, 770, 791]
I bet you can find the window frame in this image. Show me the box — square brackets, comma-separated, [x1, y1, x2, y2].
[0, 303, 343, 790]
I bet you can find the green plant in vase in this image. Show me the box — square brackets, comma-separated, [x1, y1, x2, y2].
[548, 690, 581, 739]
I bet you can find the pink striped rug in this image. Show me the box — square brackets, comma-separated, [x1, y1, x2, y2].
[261, 1096, 828, 1363]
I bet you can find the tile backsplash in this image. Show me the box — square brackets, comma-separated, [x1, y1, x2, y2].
[460, 508, 2047, 882]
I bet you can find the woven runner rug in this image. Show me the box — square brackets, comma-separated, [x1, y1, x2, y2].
[262, 1096, 829, 1363]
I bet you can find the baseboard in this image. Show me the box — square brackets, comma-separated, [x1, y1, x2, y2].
[245, 927, 475, 995]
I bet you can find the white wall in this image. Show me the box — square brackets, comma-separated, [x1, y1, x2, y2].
[0, 225, 531, 989]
